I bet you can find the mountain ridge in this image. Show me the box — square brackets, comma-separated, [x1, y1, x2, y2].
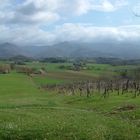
[0, 42, 140, 59]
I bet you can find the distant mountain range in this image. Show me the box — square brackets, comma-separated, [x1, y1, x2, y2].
[0, 43, 23, 58]
[0, 42, 140, 59]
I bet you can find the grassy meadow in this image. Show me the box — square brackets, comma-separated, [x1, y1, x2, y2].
[0, 62, 140, 140]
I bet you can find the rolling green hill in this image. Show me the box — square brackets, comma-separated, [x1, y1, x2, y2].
[0, 63, 139, 140]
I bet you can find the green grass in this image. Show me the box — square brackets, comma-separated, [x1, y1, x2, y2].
[30, 63, 114, 85]
[0, 63, 139, 139]
[33, 76, 66, 85]
[27, 62, 140, 84]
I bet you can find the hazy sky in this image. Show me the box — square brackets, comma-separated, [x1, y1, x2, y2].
[0, 0, 140, 45]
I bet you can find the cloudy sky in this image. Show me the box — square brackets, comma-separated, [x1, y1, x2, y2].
[0, 0, 140, 45]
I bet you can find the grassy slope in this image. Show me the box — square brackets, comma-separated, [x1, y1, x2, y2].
[0, 64, 139, 139]
[31, 63, 113, 85]
[30, 63, 140, 85]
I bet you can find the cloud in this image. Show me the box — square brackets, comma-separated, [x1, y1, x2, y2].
[53, 23, 140, 43]
[64, 0, 128, 15]
[133, 2, 140, 17]
[0, 0, 128, 25]
[0, 0, 61, 25]
[0, 0, 138, 46]
[0, 23, 139, 45]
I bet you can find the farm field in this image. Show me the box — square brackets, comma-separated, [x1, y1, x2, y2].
[0, 62, 140, 140]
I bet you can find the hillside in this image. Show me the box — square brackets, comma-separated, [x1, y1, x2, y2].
[0, 42, 140, 59]
[0, 62, 139, 139]
[0, 43, 23, 58]
[31, 42, 140, 59]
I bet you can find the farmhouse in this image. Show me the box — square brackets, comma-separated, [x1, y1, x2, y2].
[33, 69, 46, 75]
[38, 69, 46, 75]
